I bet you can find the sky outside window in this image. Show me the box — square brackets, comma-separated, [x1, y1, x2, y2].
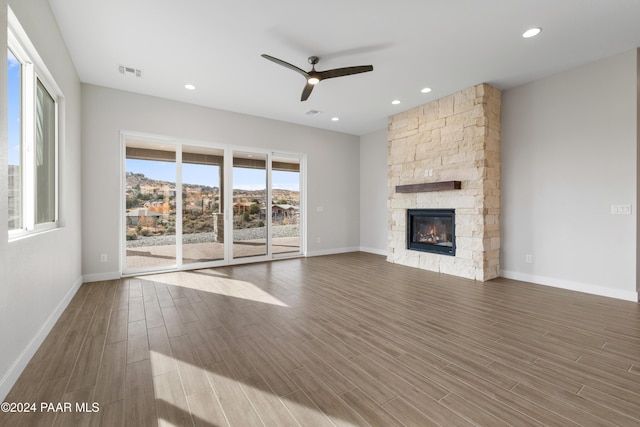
[8, 48, 20, 166]
[126, 158, 299, 191]
[183, 163, 219, 188]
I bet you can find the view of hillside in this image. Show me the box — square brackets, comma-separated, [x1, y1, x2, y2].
[125, 172, 299, 241]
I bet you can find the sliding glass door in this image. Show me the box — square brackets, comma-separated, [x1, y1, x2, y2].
[272, 154, 302, 256]
[124, 139, 177, 271]
[232, 151, 268, 260]
[122, 134, 304, 274]
[182, 145, 225, 265]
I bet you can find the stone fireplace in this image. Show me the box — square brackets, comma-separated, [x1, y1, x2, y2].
[387, 83, 501, 281]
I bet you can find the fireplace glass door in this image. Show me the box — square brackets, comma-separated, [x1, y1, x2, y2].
[407, 209, 455, 255]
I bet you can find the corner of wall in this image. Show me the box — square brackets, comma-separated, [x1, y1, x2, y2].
[359, 129, 389, 254]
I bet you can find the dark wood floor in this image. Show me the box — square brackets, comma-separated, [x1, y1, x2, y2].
[2, 252, 639, 426]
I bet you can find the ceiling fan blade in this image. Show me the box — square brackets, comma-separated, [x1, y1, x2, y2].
[301, 83, 314, 101]
[261, 54, 308, 78]
[318, 65, 373, 80]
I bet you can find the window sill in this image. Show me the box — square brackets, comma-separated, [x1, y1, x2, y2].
[8, 224, 60, 243]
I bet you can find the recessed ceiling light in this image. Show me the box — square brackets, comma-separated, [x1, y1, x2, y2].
[522, 27, 542, 38]
[184, 84, 196, 90]
[421, 87, 432, 93]
[331, 117, 339, 121]
[392, 100, 401, 105]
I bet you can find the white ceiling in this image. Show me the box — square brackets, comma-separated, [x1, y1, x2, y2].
[47, 0, 640, 136]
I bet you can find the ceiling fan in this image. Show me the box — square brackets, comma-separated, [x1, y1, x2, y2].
[261, 54, 373, 101]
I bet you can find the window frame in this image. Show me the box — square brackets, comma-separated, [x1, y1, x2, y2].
[7, 9, 61, 240]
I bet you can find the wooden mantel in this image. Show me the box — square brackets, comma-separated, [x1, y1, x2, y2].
[395, 181, 461, 193]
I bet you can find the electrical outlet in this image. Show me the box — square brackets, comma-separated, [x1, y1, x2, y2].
[525, 254, 532, 263]
[100, 254, 108, 263]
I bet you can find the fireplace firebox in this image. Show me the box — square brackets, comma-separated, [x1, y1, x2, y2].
[407, 209, 455, 256]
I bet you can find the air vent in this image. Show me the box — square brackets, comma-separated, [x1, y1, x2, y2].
[305, 110, 321, 117]
[118, 65, 142, 78]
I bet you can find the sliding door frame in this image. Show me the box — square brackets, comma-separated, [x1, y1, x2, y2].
[120, 131, 306, 276]
[271, 151, 306, 261]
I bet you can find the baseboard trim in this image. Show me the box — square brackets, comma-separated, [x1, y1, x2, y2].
[83, 271, 121, 283]
[359, 246, 387, 256]
[306, 247, 360, 257]
[500, 270, 639, 302]
[0, 276, 83, 401]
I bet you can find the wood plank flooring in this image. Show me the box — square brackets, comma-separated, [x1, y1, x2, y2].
[2, 252, 639, 426]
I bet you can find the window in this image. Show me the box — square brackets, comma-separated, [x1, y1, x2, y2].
[35, 80, 57, 224]
[7, 11, 61, 238]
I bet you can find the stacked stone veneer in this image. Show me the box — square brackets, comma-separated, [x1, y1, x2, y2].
[387, 83, 501, 281]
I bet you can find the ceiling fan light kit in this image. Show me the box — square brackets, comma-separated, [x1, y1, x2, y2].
[522, 27, 542, 38]
[261, 54, 373, 101]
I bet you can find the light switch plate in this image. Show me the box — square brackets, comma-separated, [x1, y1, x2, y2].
[611, 204, 632, 215]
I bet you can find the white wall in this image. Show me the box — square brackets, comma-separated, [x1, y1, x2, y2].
[0, 0, 83, 400]
[637, 50, 640, 295]
[359, 128, 388, 255]
[501, 49, 638, 301]
[81, 84, 361, 278]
